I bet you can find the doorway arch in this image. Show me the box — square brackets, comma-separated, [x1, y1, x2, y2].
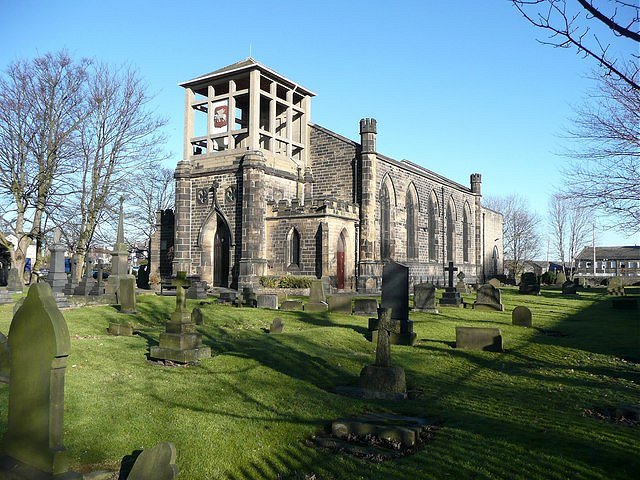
[337, 230, 346, 289]
[199, 210, 232, 287]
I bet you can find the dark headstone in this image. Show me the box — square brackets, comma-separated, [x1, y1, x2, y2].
[257, 294, 279, 310]
[380, 262, 409, 320]
[353, 298, 377, 316]
[455, 326, 503, 352]
[561, 280, 578, 295]
[242, 287, 257, 307]
[127, 442, 178, 480]
[136, 264, 150, 289]
[473, 284, 504, 311]
[519, 272, 541, 295]
[280, 300, 303, 311]
[218, 291, 236, 304]
[269, 317, 284, 334]
[439, 262, 463, 307]
[413, 283, 438, 313]
[327, 295, 352, 313]
[0, 283, 80, 479]
[512, 306, 532, 327]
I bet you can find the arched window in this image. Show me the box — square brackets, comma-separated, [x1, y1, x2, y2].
[446, 201, 456, 262]
[406, 186, 418, 260]
[288, 228, 301, 268]
[428, 192, 439, 261]
[380, 186, 391, 261]
[463, 206, 471, 263]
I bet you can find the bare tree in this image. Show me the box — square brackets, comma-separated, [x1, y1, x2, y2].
[561, 68, 639, 232]
[510, 0, 639, 89]
[548, 193, 591, 275]
[50, 62, 168, 279]
[485, 194, 542, 279]
[0, 52, 90, 282]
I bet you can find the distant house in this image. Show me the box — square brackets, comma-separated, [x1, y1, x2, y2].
[503, 260, 548, 279]
[574, 246, 640, 278]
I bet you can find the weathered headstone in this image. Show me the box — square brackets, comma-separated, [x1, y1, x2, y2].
[127, 442, 178, 480]
[473, 284, 504, 311]
[607, 277, 625, 296]
[218, 291, 236, 304]
[242, 286, 257, 307]
[353, 298, 377, 316]
[185, 277, 207, 299]
[439, 262, 463, 307]
[118, 276, 137, 314]
[455, 326, 503, 352]
[488, 278, 501, 289]
[518, 272, 541, 295]
[561, 280, 578, 295]
[359, 308, 407, 400]
[455, 271, 468, 294]
[269, 317, 284, 334]
[150, 271, 211, 363]
[304, 280, 328, 311]
[46, 227, 67, 295]
[6, 268, 22, 293]
[90, 259, 105, 296]
[327, 295, 352, 313]
[368, 262, 416, 345]
[74, 258, 96, 296]
[107, 196, 129, 296]
[413, 283, 438, 313]
[280, 299, 303, 311]
[512, 306, 532, 327]
[257, 293, 279, 310]
[0, 283, 81, 479]
[191, 307, 204, 325]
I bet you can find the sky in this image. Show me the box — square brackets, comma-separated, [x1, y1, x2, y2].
[1, 0, 637, 251]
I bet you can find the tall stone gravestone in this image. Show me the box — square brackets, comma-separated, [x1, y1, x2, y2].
[63, 257, 79, 295]
[150, 271, 211, 363]
[304, 280, 328, 311]
[359, 308, 407, 400]
[518, 272, 541, 295]
[456, 271, 468, 294]
[439, 262, 463, 307]
[107, 196, 129, 296]
[0, 283, 82, 479]
[369, 262, 416, 345]
[74, 258, 96, 296]
[472, 284, 504, 311]
[46, 227, 67, 294]
[90, 259, 105, 296]
[6, 267, 22, 293]
[118, 276, 137, 314]
[413, 283, 438, 313]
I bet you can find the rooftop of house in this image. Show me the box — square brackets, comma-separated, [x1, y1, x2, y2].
[575, 246, 640, 261]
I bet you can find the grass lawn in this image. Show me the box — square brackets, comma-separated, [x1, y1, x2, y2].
[0, 287, 638, 479]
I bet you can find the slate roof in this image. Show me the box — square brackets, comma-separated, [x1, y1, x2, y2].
[179, 57, 315, 96]
[575, 246, 640, 260]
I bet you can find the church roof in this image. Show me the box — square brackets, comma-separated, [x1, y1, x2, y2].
[179, 58, 316, 96]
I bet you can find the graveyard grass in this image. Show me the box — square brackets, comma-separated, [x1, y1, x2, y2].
[0, 288, 638, 479]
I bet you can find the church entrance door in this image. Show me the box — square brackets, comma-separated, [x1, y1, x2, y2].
[337, 232, 345, 289]
[213, 215, 230, 287]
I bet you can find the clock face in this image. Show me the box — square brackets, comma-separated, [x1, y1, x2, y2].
[196, 188, 208, 205]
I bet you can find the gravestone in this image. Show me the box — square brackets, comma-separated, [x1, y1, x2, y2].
[6, 268, 22, 293]
[233, 291, 244, 307]
[0, 332, 9, 383]
[607, 277, 625, 296]
[359, 308, 407, 400]
[353, 298, 377, 316]
[46, 227, 67, 295]
[218, 291, 236, 304]
[327, 295, 352, 313]
[107, 196, 129, 296]
[118, 276, 137, 314]
[185, 277, 207, 299]
[63, 257, 79, 295]
[488, 278, 501, 289]
[555, 271, 567, 285]
[90, 259, 106, 296]
[455, 271, 468, 294]
[269, 317, 284, 334]
[561, 280, 578, 295]
[191, 307, 203, 325]
[0, 283, 81, 479]
[369, 262, 416, 345]
[242, 286, 257, 307]
[280, 299, 303, 311]
[473, 284, 504, 311]
[413, 283, 438, 313]
[512, 306, 532, 327]
[455, 326, 503, 352]
[0, 288, 11, 305]
[74, 258, 96, 296]
[439, 262, 463, 307]
[127, 442, 178, 480]
[150, 271, 211, 363]
[518, 272, 541, 295]
[257, 293, 279, 310]
[136, 263, 150, 289]
[304, 280, 328, 311]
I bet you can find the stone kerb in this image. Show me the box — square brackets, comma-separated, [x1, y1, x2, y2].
[455, 326, 503, 352]
[1, 283, 80, 478]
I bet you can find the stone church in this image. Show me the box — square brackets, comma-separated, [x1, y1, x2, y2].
[154, 58, 503, 292]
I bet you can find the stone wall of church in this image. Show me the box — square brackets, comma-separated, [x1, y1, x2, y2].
[309, 125, 358, 203]
[481, 207, 504, 280]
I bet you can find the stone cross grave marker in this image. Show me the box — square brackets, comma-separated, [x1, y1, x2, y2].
[1, 283, 78, 478]
[173, 272, 190, 312]
[446, 262, 457, 289]
[439, 261, 463, 307]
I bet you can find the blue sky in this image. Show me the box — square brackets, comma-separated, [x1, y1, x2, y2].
[1, 0, 637, 249]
